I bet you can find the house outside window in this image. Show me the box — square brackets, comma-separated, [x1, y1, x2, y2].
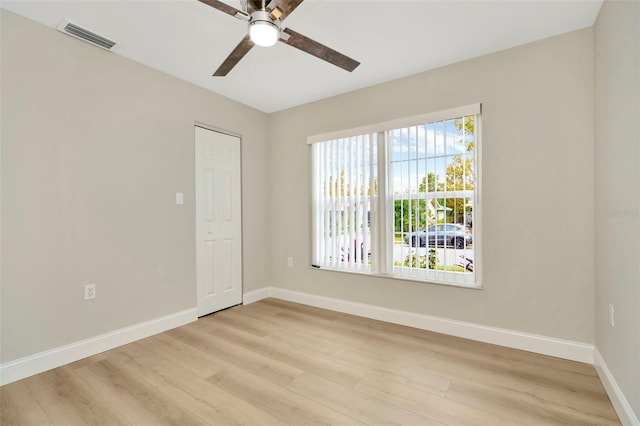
[310, 104, 481, 288]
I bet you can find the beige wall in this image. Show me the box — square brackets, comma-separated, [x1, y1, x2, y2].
[268, 28, 595, 343]
[594, 0, 640, 418]
[3, 3, 625, 391]
[0, 10, 269, 363]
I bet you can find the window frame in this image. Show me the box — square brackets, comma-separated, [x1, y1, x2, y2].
[309, 104, 482, 289]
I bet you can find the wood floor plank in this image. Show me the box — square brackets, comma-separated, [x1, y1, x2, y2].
[208, 319, 368, 388]
[259, 300, 574, 372]
[114, 342, 285, 426]
[140, 333, 223, 379]
[446, 377, 620, 426]
[209, 306, 285, 337]
[394, 346, 617, 419]
[231, 304, 320, 337]
[355, 372, 523, 426]
[274, 310, 401, 361]
[71, 363, 161, 425]
[273, 300, 602, 396]
[231, 299, 291, 321]
[21, 375, 90, 426]
[273, 302, 610, 418]
[207, 367, 365, 425]
[1, 380, 52, 425]
[286, 372, 443, 426]
[79, 359, 205, 425]
[261, 298, 343, 322]
[38, 366, 130, 425]
[267, 330, 452, 397]
[333, 308, 597, 378]
[1, 298, 621, 426]
[167, 323, 304, 387]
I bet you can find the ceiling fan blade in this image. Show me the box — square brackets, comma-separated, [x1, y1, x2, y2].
[268, 0, 304, 21]
[213, 35, 254, 76]
[281, 28, 360, 72]
[198, 0, 248, 19]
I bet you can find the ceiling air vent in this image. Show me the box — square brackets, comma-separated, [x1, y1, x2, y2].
[56, 19, 117, 50]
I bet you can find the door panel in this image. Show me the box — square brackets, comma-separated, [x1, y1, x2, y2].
[195, 126, 242, 316]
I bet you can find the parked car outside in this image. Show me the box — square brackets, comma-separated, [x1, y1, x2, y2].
[404, 224, 473, 249]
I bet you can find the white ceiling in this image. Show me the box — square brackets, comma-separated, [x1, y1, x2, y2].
[2, 0, 602, 113]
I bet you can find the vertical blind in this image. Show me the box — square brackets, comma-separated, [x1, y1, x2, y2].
[389, 116, 477, 286]
[312, 134, 377, 271]
[310, 104, 480, 288]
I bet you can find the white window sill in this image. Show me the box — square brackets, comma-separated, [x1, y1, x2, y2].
[308, 265, 482, 290]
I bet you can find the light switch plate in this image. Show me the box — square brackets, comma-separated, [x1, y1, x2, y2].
[176, 192, 184, 205]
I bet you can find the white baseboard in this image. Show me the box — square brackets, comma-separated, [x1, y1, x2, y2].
[248, 286, 594, 364]
[243, 287, 270, 305]
[5, 287, 630, 422]
[0, 308, 197, 386]
[594, 348, 640, 426]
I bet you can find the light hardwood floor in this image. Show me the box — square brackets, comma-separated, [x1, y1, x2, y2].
[1, 298, 620, 425]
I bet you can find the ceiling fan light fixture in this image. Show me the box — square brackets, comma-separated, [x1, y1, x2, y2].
[249, 11, 279, 47]
[202, 0, 360, 76]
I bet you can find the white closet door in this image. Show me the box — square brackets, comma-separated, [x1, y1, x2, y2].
[195, 126, 242, 316]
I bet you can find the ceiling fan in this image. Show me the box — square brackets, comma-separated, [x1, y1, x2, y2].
[198, 0, 360, 76]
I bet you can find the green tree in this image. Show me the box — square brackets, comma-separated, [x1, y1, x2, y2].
[394, 198, 427, 233]
[442, 117, 475, 224]
[325, 170, 377, 197]
[419, 173, 437, 193]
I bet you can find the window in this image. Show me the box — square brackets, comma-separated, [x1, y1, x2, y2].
[310, 104, 480, 288]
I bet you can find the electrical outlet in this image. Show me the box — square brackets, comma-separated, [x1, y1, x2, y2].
[608, 304, 615, 327]
[287, 257, 293, 267]
[84, 283, 96, 300]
